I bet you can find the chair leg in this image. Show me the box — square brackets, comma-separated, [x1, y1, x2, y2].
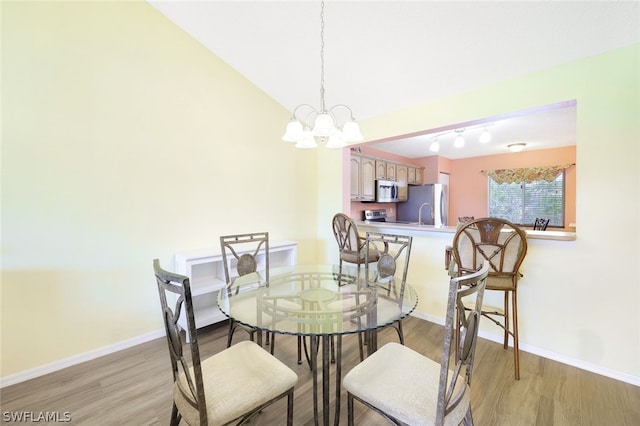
[396, 319, 404, 345]
[503, 291, 509, 349]
[227, 320, 236, 348]
[286, 389, 294, 426]
[463, 405, 474, 426]
[512, 290, 520, 380]
[270, 332, 276, 355]
[170, 403, 180, 426]
[297, 336, 303, 364]
[347, 393, 355, 426]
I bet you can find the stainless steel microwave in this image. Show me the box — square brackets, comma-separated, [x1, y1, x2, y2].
[376, 179, 399, 203]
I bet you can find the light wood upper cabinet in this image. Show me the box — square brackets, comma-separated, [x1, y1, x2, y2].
[375, 160, 387, 180]
[361, 156, 376, 201]
[414, 167, 423, 185]
[350, 155, 362, 200]
[386, 163, 397, 181]
[376, 160, 397, 181]
[408, 166, 425, 185]
[350, 152, 422, 202]
[351, 154, 375, 201]
[396, 165, 408, 201]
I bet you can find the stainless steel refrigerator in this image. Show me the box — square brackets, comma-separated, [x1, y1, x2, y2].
[397, 184, 448, 226]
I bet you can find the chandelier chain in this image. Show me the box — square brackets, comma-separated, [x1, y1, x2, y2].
[319, 0, 325, 112]
[281, 0, 362, 147]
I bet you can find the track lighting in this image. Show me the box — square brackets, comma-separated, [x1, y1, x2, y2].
[479, 127, 491, 143]
[454, 130, 465, 148]
[508, 143, 526, 152]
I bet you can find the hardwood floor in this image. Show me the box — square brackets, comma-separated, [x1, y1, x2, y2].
[2, 316, 639, 425]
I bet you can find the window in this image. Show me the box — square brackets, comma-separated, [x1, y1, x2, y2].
[488, 172, 565, 227]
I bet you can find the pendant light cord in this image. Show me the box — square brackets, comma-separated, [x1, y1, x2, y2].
[319, 0, 326, 112]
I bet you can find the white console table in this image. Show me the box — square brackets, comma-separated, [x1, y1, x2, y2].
[175, 240, 298, 329]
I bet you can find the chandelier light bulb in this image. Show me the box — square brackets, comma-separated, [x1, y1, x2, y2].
[312, 113, 336, 137]
[282, 120, 304, 142]
[429, 140, 440, 152]
[342, 121, 363, 142]
[454, 133, 465, 148]
[295, 130, 318, 149]
[325, 132, 346, 149]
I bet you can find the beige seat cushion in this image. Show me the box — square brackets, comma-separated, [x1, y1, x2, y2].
[343, 342, 470, 426]
[341, 248, 380, 264]
[486, 275, 517, 290]
[174, 340, 297, 425]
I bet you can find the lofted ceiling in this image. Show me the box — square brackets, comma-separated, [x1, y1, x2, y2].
[149, 1, 640, 159]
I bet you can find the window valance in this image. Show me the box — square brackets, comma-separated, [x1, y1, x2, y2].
[481, 163, 574, 184]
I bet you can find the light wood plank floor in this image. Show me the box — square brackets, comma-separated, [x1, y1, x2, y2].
[2, 316, 639, 425]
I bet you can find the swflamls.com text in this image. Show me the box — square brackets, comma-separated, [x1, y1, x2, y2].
[2, 411, 72, 422]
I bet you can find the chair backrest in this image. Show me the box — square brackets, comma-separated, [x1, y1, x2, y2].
[363, 232, 413, 288]
[458, 216, 475, 224]
[220, 232, 269, 286]
[153, 259, 207, 424]
[332, 213, 363, 259]
[437, 261, 489, 424]
[451, 217, 527, 286]
[533, 217, 550, 231]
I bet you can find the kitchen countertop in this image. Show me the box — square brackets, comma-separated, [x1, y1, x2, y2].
[357, 220, 576, 241]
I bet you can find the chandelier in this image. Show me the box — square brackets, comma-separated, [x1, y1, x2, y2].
[282, 1, 363, 149]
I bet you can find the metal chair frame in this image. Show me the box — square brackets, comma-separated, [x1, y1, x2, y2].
[361, 231, 413, 359]
[533, 217, 550, 230]
[153, 259, 295, 426]
[450, 217, 528, 379]
[220, 232, 275, 353]
[345, 262, 489, 426]
[332, 213, 380, 272]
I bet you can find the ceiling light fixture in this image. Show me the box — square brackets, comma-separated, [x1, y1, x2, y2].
[508, 143, 526, 152]
[454, 130, 465, 148]
[282, 1, 363, 149]
[479, 127, 491, 143]
[429, 139, 440, 152]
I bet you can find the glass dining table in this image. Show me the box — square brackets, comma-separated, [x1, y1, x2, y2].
[217, 264, 418, 426]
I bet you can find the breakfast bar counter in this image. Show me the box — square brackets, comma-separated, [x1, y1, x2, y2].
[356, 220, 576, 241]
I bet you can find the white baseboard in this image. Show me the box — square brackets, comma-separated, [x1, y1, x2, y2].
[409, 312, 640, 387]
[3, 316, 639, 389]
[0, 329, 165, 389]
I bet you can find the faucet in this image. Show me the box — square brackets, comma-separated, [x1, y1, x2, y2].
[418, 202, 433, 225]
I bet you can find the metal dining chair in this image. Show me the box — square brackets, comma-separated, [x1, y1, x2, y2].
[344, 262, 489, 426]
[153, 259, 297, 426]
[332, 213, 381, 273]
[450, 217, 528, 379]
[220, 232, 274, 352]
[533, 217, 550, 230]
[361, 231, 413, 359]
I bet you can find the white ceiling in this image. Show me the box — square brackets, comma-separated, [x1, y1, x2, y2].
[149, 0, 640, 158]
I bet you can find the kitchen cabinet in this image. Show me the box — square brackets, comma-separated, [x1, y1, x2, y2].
[408, 166, 424, 185]
[350, 155, 362, 200]
[375, 160, 387, 180]
[351, 154, 375, 201]
[350, 152, 420, 201]
[386, 163, 397, 180]
[415, 167, 424, 185]
[375, 160, 396, 181]
[175, 241, 298, 329]
[396, 165, 408, 201]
